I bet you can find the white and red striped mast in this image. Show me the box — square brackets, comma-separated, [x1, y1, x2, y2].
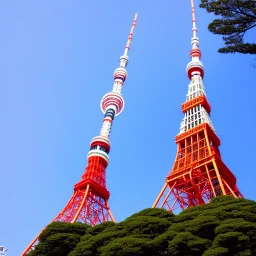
[21, 13, 138, 256]
[180, 0, 214, 133]
[153, 0, 242, 213]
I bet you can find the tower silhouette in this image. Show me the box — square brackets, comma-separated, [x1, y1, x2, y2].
[152, 0, 243, 213]
[21, 13, 138, 255]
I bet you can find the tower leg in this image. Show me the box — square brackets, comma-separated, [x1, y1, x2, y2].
[21, 233, 42, 256]
[153, 158, 243, 213]
[152, 182, 168, 208]
[21, 185, 114, 255]
[212, 159, 226, 195]
[106, 203, 116, 222]
[71, 185, 90, 223]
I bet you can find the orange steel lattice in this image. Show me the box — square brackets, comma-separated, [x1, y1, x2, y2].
[152, 0, 242, 213]
[153, 123, 243, 213]
[181, 94, 211, 113]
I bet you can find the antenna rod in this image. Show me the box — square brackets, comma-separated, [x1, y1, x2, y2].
[190, 0, 197, 38]
[187, 0, 203, 77]
[190, 0, 199, 50]
[124, 13, 138, 57]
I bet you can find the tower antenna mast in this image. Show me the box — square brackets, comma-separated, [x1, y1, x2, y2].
[153, 0, 242, 212]
[21, 13, 138, 255]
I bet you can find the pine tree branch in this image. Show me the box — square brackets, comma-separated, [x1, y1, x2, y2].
[235, 0, 256, 19]
[244, 23, 256, 31]
[200, 0, 256, 54]
[219, 43, 256, 54]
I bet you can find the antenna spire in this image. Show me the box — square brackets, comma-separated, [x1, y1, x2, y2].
[190, 0, 198, 49]
[186, 0, 204, 79]
[124, 13, 138, 57]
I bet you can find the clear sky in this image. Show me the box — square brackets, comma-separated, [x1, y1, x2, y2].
[1, 0, 256, 255]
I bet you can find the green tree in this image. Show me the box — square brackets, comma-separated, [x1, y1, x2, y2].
[27, 222, 89, 256]
[200, 0, 256, 54]
[29, 196, 256, 256]
[69, 208, 174, 256]
[167, 196, 256, 256]
[99, 236, 153, 256]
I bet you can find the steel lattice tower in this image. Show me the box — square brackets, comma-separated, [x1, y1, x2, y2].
[152, 0, 243, 213]
[21, 14, 138, 255]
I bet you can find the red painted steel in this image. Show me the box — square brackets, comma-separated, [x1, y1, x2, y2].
[21, 156, 114, 255]
[21, 13, 138, 256]
[153, 123, 243, 213]
[153, 0, 242, 213]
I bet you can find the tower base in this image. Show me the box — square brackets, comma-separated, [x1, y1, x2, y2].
[21, 183, 115, 255]
[153, 157, 243, 213]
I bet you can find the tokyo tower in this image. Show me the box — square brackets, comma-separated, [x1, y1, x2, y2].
[152, 0, 243, 213]
[22, 13, 138, 255]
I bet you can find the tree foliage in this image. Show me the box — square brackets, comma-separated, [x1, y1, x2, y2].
[30, 196, 256, 256]
[27, 222, 89, 256]
[200, 0, 256, 54]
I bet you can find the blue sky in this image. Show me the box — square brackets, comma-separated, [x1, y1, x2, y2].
[1, 0, 256, 255]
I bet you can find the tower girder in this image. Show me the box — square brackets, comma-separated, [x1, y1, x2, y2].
[153, 0, 242, 213]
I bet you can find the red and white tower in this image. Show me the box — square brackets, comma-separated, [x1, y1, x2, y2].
[152, 0, 243, 213]
[21, 13, 138, 255]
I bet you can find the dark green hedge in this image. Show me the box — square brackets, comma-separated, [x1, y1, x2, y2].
[28, 196, 256, 256]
